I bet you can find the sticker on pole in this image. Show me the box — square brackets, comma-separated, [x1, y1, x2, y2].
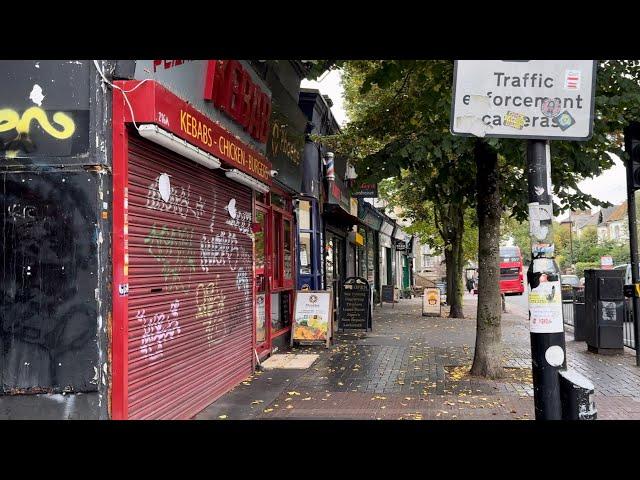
[529, 279, 564, 333]
[451, 60, 596, 141]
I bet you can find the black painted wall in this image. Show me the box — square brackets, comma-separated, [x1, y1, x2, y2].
[1, 172, 99, 393]
[0, 60, 112, 419]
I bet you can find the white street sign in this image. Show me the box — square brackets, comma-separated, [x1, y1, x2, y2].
[451, 60, 596, 141]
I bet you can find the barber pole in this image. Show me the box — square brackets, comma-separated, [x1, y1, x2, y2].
[324, 152, 335, 181]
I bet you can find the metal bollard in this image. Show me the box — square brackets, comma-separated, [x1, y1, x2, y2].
[558, 368, 597, 420]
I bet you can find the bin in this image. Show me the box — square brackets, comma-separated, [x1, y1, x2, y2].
[584, 269, 625, 354]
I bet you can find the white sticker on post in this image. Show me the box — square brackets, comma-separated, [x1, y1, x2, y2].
[545, 345, 565, 366]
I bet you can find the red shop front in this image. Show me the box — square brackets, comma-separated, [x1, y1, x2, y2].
[254, 185, 295, 358]
[111, 80, 272, 419]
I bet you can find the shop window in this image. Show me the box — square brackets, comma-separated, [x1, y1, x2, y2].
[255, 191, 266, 204]
[256, 293, 267, 343]
[255, 209, 267, 345]
[284, 219, 292, 279]
[270, 291, 291, 333]
[273, 214, 281, 286]
[271, 192, 287, 210]
[325, 238, 334, 282]
[367, 239, 375, 284]
[299, 200, 311, 230]
[299, 232, 312, 275]
[255, 210, 266, 292]
[271, 292, 281, 330]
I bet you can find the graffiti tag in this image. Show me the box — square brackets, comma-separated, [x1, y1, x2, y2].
[195, 279, 227, 346]
[200, 231, 239, 272]
[137, 300, 182, 362]
[145, 175, 205, 220]
[144, 223, 196, 291]
[0, 107, 76, 139]
[225, 210, 252, 236]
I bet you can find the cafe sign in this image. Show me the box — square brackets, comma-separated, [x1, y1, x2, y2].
[352, 182, 378, 198]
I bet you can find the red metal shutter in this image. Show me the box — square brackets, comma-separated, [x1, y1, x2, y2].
[126, 135, 253, 420]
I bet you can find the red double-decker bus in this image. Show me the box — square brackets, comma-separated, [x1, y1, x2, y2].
[499, 246, 524, 295]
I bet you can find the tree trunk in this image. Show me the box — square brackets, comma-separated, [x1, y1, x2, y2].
[470, 141, 504, 378]
[442, 207, 465, 319]
[448, 215, 465, 318]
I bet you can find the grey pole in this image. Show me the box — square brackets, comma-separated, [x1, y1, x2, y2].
[526, 139, 567, 420]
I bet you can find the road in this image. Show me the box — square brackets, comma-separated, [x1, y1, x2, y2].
[463, 290, 529, 318]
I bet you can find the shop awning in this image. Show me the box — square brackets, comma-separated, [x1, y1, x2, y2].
[324, 179, 360, 227]
[358, 201, 383, 231]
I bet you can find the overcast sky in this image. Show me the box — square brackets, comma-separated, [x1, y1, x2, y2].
[301, 69, 628, 218]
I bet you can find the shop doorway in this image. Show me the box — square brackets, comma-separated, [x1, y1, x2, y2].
[325, 230, 345, 323]
[254, 191, 295, 359]
[255, 206, 270, 356]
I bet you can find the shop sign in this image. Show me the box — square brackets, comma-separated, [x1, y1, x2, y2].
[134, 60, 270, 151]
[329, 180, 352, 213]
[339, 277, 371, 331]
[291, 290, 333, 348]
[380, 221, 395, 237]
[381, 285, 395, 305]
[352, 182, 378, 198]
[202, 60, 271, 143]
[350, 198, 358, 217]
[423, 288, 441, 316]
[379, 233, 392, 248]
[265, 78, 306, 192]
[451, 60, 596, 141]
[395, 240, 407, 252]
[116, 80, 272, 184]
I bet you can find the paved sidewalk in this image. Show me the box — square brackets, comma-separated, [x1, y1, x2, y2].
[195, 294, 640, 420]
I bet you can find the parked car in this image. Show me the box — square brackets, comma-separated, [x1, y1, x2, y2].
[561, 275, 580, 287]
[561, 274, 580, 301]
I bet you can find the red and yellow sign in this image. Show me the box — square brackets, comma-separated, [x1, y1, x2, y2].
[115, 80, 272, 185]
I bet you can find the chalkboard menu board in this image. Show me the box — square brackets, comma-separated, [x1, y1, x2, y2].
[340, 277, 371, 331]
[381, 285, 395, 304]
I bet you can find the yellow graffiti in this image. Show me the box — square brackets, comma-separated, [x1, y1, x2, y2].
[0, 107, 75, 139]
[195, 279, 227, 347]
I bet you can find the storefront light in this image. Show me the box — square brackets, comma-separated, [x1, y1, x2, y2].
[138, 124, 222, 170]
[225, 169, 270, 194]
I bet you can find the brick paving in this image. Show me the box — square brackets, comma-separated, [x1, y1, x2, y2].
[195, 294, 640, 420]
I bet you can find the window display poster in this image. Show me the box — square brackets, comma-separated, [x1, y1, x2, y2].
[529, 279, 564, 333]
[256, 293, 266, 342]
[291, 290, 332, 347]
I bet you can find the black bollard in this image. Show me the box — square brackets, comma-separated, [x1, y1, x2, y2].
[558, 368, 597, 420]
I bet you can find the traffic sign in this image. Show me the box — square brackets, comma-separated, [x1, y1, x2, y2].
[451, 60, 596, 141]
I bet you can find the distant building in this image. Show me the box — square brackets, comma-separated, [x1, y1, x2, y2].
[563, 203, 629, 244]
[597, 201, 628, 243]
[564, 209, 599, 238]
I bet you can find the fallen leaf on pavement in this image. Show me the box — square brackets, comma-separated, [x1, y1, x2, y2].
[218, 415, 228, 419]
[287, 391, 300, 396]
[251, 400, 264, 405]
[263, 408, 274, 413]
